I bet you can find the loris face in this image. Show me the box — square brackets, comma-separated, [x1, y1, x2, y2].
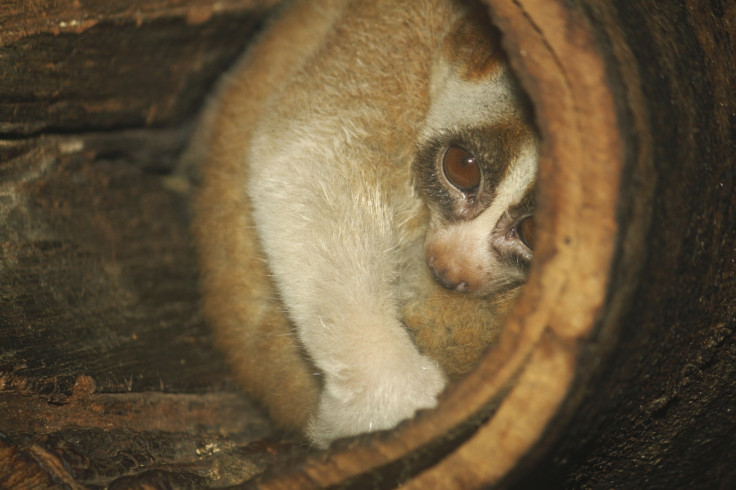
[415, 50, 538, 297]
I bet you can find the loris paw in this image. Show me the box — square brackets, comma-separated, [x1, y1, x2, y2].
[307, 348, 446, 448]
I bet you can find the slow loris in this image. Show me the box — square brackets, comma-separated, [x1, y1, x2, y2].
[192, 0, 538, 448]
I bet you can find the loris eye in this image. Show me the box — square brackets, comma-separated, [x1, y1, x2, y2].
[516, 216, 536, 250]
[442, 146, 481, 193]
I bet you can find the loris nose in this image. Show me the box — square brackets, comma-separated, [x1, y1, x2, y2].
[427, 254, 477, 293]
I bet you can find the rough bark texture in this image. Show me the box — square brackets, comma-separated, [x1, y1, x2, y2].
[1, 0, 734, 488]
[0, 0, 279, 135]
[0, 2, 304, 488]
[502, 1, 736, 487]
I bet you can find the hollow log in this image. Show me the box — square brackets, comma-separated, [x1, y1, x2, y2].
[1, 0, 734, 488]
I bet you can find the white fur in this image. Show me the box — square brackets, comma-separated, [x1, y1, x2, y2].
[249, 114, 446, 447]
[461, 140, 538, 243]
[423, 60, 521, 140]
[425, 141, 537, 294]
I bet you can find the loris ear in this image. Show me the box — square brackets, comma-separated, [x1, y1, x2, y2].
[442, 2, 507, 81]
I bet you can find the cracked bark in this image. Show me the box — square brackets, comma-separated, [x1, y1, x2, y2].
[1, 0, 734, 488]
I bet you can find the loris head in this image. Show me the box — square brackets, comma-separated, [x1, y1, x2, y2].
[415, 8, 538, 298]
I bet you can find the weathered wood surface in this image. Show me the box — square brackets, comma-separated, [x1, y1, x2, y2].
[0, 1, 301, 488]
[1, 130, 216, 394]
[0, 0, 279, 135]
[1, 0, 734, 488]
[504, 2, 736, 487]
[0, 125, 314, 488]
[1, 385, 288, 488]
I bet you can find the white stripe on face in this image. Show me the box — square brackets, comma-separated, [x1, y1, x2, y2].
[424, 139, 537, 294]
[421, 60, 523, 144]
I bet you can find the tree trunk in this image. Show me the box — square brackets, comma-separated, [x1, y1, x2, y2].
[1, 0, 734, 488]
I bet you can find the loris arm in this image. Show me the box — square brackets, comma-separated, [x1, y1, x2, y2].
[247, 130, 445, 447]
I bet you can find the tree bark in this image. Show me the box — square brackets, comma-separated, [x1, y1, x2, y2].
[1, 0, 734, 488]
[0, 2, 300, 488]
[0, 0, 278, 135]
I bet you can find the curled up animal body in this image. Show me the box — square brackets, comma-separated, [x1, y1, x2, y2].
[192, 0, 538, 448]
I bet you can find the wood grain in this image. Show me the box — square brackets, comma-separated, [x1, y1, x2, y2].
[0, 0, 278, 134]
[1, 0, 734, 487]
